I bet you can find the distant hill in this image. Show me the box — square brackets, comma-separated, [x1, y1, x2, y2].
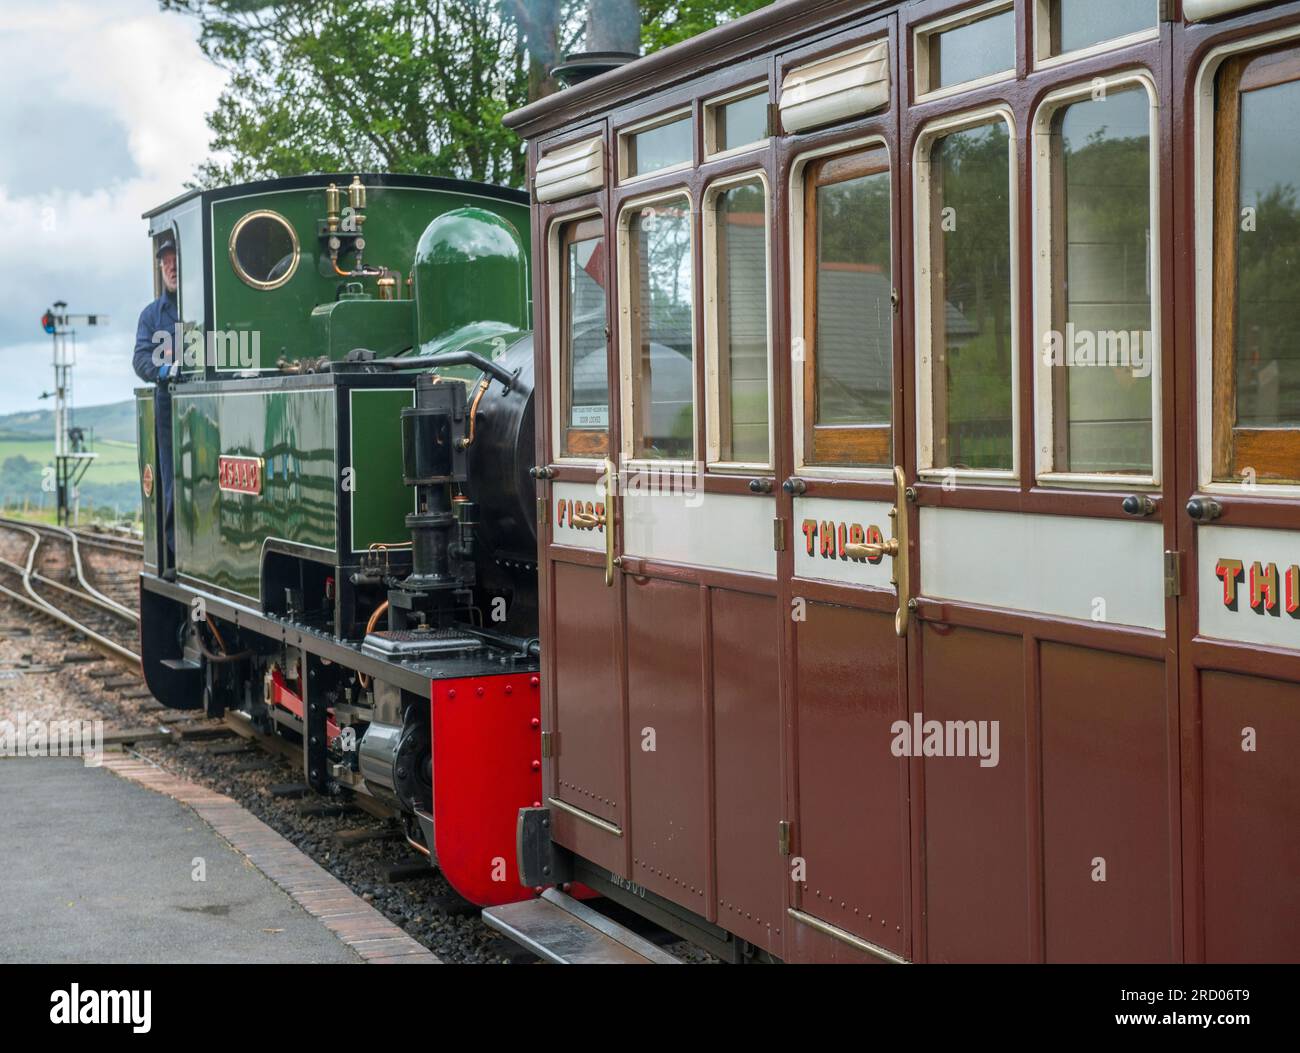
[0, 399, 137, 444]
[0, 400, 139, 517]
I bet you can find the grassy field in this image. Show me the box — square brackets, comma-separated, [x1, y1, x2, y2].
[0, 436, 140, 483]
[0, 435, 142, 521]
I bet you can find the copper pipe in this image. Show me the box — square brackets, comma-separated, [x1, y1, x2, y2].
[356, 601, 390, 689]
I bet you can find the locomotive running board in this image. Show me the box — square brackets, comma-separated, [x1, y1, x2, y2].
[483, 889, 682, 965]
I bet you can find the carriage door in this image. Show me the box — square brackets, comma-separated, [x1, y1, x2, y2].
[782, 139, 913, 964]
[1181, 41, 1300, 962]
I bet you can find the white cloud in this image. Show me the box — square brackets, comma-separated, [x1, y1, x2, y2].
[0, 0, 227, 416]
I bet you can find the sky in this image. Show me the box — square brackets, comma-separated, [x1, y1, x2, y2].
[0, 1, 227, 417]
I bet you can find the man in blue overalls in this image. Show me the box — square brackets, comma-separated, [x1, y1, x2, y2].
[133, 236, 180, 571]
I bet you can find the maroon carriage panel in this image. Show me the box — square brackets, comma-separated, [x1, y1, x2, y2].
[1040, 643, 1174, 963]
[921, 624, 1031, 962]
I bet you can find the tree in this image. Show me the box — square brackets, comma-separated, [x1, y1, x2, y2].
[639, 0, 769, 52]
[164, 1, 774, 188]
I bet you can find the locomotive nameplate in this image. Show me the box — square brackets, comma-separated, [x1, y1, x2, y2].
[1198, 525, 1300, 650]
[141, 462, 154, 499]
[218, 455, 264, 496]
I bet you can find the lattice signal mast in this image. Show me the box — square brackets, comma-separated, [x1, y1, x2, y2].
[39, 302, 107, 525]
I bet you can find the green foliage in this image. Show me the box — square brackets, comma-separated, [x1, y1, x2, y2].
[640, 0, 770, 52]
[164, 1, 774, 190]
[164, 0, 558, 188]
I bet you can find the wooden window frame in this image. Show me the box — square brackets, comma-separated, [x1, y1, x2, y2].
[1212, 46, 1300, 484]
[618, 192, 698, 465]
[704, 84, 771, 161]
[802, 145, 893, 468]
[1032, 0, 1160, 70]
[558, 216, 609, 460]
[618, 109, 693, 184]
[705, 171, 773, 469]
[914, 107, 1019, 482]
[914, 0, 1016, 103]
[1031, 72, 1162, 487]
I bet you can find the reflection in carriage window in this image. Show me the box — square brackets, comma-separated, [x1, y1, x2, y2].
[805, 147, 892, 467]
[559, 218, 608, 458]
[926, 119, 1013, 471]
[1047, 87, 1153, 475]
[627, 199, 695, 460]
[1213, 48, 1300, 483]
[712, 178, 769, 464]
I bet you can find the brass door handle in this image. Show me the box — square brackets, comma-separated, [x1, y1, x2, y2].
[571, 512, 603, 528]
[851, 466, 910, 637]
[843, 538, 898, 560]
[602, 459, 616, 587]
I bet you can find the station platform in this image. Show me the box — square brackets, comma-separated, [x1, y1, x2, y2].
[0, 757, 435, 964]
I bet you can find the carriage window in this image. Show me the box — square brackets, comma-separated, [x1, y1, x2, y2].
[1042, 86, 1154, 476]
[803, 147, 893, 467]
[623, 114, 692, 180]
[708, 178, 770, 465]
[1043, 0, 1158, 59]
[707, 90, 769, 156]
[624, 197, 695, 460]
[1213, 49, 1300, 484]
[917, 3, 1015, 96]
[559, 217, 608, 458]
[922, 118, 1014, 472]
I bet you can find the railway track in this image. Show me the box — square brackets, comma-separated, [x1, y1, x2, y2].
[0, 518, 140, 666]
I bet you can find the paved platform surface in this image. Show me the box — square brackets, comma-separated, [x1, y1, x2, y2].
[0, 757, 362, 964]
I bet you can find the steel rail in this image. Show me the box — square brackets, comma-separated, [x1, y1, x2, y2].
[0, 523, 139, 666]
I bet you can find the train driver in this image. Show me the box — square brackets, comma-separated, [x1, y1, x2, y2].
[132, 236, 179, 570]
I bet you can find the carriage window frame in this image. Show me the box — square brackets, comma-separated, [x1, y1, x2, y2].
[703, 170, 773, 471]
[914, 106, 1020, 484]
[1030, 71, 1163, 489]
[704, 84, 771, 161]
[550, 210, 610, 463]
[616, 190, 699, 467]
[1032, 0, 1160, 70]
[914, 0, 1017, 104]
[790, 138, 896, 477]
[618, 109, 694, 184]
[1203, 41, 1300, 488]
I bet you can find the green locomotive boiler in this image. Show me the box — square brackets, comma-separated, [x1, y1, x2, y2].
[135, 174, 542, 909]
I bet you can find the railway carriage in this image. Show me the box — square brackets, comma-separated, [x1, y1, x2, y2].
[491, 0, 1300, 962]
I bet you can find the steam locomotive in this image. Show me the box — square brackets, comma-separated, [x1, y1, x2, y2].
[135, 174, 543, 908]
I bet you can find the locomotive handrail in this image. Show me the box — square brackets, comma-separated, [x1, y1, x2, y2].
[339, 350, 522, 391]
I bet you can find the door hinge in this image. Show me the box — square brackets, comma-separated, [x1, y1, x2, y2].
[537, 496, 549, 525]
[774, 517, 786, 552]
[541, 731, 556, 759]
[778, 820, 791, 857]
[1164, 550, 1181, 598]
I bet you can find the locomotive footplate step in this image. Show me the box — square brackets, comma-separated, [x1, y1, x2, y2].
[483, 889, 682, 964]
